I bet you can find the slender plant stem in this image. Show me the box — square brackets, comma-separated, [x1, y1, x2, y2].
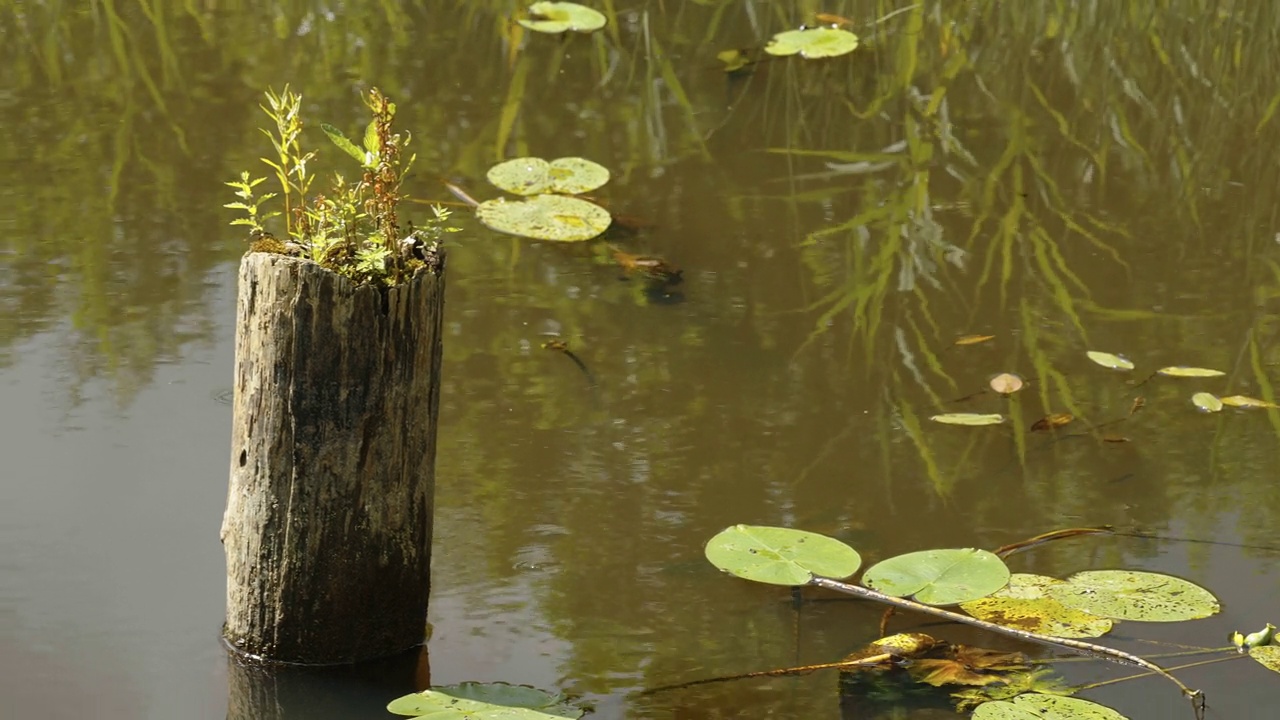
[807, 576, 1202, 701]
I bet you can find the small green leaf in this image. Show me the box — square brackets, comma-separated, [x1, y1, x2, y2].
[1046, 570, 1219, 622]
[1086, 351, 1134, 370]
[1157, 366, 1225, 378]
[862, 548, 1010, 606]
[765, 27, 860, 59]
[704, 525, 861, 586]
[972, 693, 1128, 719]
[363, 119, 380, 154]
[1192, 392, 1223, 412]
[930, 413, 1005, 426]
[518, 2, 607, 34]
[321, 123, 367, 164]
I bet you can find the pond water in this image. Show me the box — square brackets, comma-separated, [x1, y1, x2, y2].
[4, 2, 1280, 719]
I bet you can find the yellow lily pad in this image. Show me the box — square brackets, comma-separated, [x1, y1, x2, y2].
[931, 413, 1005, 426]
[476, 195, 611, 242]
[1157, 366, 1225, 378]
[765, 27, 859, 59]
[517, 2, 606, 34]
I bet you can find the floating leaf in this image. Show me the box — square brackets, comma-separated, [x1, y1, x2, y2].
[765, 27, 860, 59]
[1157, 366, 1225, 378]
[972, 693, 1128, 720]
[1030, 413, 1074, 432]
[930, 413, 1005, 426]
[961, 597, 1113, 639]
[716, 48, 752, 73]
[1086, 351, 1134, 371]
[1249, 645, 1280, 673]
[862, 548, 1010, 606]
[1046, 570, 1219, 622]
[486, 157, 610, 196]
[517, 2, 606, 34]
[388, 681, 581, 719]
[476, 195, 611, 242]
[955, 334, 995, 346]
[704, 525, 861, 586]
[1191, 392, 1223, 413]
[960, 574, 1113, 639]
[1220, 395, 1279, 409]
[545, 157, 610, 194]
[989, 373, 1024, 395]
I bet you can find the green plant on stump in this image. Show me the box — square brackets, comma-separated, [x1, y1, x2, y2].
[225, 85, 455, 286]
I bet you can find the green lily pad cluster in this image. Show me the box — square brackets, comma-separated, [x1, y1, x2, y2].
[703, 525, 1233, 718]
[476, 156, 612, 242]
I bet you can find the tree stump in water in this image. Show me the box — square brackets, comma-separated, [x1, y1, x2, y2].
[221, 250, 445, 664]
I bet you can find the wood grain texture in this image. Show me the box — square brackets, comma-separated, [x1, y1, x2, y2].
[221, 250, 445, 664]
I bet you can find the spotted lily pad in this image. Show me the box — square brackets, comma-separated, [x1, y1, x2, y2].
[961, 575, 1113, 639]
[518, 2, 606, 34]
[476, 195, 611, 242]
[487, 157, 610, 196]
[1046, 570, 1219, 622]
[704, 525, 862, 586]
[1249, 645, 1280, 674]
[972, 693, 1128, 719]
[862, 548, 1010, 606]
[765, 27, 860, 59]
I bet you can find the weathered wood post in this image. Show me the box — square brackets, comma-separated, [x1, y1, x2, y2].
[221, 248, 445, 664]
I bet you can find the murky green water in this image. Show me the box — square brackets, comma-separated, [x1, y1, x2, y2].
[4, 2, 1280, 718]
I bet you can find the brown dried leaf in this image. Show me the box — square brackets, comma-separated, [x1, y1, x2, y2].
[908, 659, 1005, 687]
[1030, 413, 1074, 432]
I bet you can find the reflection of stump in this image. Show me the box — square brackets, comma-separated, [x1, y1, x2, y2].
[221, 250, 445, 664]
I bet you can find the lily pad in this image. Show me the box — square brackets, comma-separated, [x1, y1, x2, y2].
[862, 548, 1010, 606]
[962, 595, 1110, 639]
[1249, 645, 1280, 674]
[476, 195, 611, 242]
[989, 373, 1024, 395]
[704, 525, 861, 586]
[487, 157, 610, 196]
[388, 682, 581, 719]
[1191, 392, 1223, 413]
[1086, 351, 1134, 371]
[765, 27, 860, 59]
[1157, 366, 1225, 378]
[517, 2, 606, 34]
[930, 413, 1005, 426]
[1046, 570, 1219, 622]
[1220, 395, 1278, 409]
[961, 574, 1114, 639]
[972, 693, 1128, 720]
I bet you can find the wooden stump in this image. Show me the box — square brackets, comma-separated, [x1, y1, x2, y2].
[221, 250, 445, 664]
